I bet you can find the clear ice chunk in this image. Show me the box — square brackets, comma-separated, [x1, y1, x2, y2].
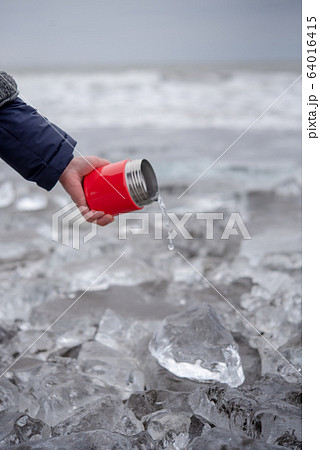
[7, 330, 58, 362]
[126, 390, 192, 420]
[0, 379, 39, 418]
[255, 333, 302, 383]
[189, 375, 302, 447]
[0, 379, 19, 413]
[78, 341, 145, 399]
[11, 430, 133, 449]
[142, 349, 202, 393]
[95, 308, 158, 357]
[28, 363, 115, 426]
[142, 409, 191, 449]
[29, 297, 101, 348]
[52, 396, 143, 437]
[149, 303, 245, 387]
[9, 357, 44, 386]
[0, 412, 50, 446]
[189, 426, 277, 449]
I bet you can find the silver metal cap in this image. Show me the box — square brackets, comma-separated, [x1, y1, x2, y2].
[125, 159, 158, 207]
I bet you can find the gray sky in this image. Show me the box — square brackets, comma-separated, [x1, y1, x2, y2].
[1, 0, 301, 69]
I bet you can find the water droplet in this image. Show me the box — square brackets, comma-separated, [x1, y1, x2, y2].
[168, 243, 175, 251]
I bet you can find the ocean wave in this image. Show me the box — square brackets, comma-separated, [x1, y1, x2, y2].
[16, 68, 301, 131]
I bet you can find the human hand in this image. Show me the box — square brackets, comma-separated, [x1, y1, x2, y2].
[59, 156, 114, 226]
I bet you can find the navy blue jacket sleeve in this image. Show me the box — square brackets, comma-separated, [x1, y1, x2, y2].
[0, 98, 75, 190]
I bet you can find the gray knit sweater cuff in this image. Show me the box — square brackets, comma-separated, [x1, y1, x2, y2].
[0, 72, 19, 108]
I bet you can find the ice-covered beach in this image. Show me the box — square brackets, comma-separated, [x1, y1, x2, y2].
[0, 66, 301, 448]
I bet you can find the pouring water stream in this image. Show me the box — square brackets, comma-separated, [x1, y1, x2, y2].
[156, 193, 174, 251]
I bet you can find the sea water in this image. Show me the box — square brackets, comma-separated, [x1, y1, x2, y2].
[157, 194, 174, 251]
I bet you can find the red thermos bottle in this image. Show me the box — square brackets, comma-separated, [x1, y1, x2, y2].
[83, 159, 158, 216]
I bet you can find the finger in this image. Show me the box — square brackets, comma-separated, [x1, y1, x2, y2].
[91, 211, 105, 220]
[95, 157, 111, 167]
[83, 210, 113, 225]
[82, 210, 98, 223]
[96, 215, 114, 227]
[78, 206, 90, 216]
[84, 210, 105, 223]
